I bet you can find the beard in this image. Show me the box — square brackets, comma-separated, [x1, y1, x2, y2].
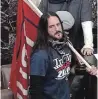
[54, 31, 63, 40]
[48, 31, 65, 42]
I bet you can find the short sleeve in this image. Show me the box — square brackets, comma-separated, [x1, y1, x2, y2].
[30, 50, 49, 76]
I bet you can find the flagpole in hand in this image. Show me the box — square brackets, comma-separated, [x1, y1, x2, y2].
[65, 36, 98, 78]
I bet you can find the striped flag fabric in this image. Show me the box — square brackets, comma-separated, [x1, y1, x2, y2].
[9, 0, 42, 99]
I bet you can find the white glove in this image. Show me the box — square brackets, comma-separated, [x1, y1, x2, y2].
[81, 21, 94, 55]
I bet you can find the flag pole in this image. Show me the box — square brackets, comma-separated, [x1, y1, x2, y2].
[66, 41, 98, 78]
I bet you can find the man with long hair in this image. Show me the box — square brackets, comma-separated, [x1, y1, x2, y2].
[29, 11, 72, 99]
[38, 0, 95, 99]
[29, 11, 97, 99]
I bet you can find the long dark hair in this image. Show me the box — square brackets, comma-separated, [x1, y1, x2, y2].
[32, 11, 63, 53]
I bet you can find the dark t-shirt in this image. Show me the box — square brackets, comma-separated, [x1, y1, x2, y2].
[30, 46, 72, 99]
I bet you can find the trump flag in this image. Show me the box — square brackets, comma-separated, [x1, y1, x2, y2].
[9, 0, 42, 99]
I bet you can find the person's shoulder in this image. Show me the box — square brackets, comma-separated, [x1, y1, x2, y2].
[36, 49, 48, 57]
[31, 49, 49, 59]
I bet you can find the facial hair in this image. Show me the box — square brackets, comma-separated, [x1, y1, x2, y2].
[55, 30, 62, 35]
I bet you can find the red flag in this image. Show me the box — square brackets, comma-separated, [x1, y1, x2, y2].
[9, 0, 42, 98]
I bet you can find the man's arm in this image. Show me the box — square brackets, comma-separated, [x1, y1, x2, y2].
[29, 75, 44, 99]
[81, 21, 94, 55]
[81, 0, 94, 55]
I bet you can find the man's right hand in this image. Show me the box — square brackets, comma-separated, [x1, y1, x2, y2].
[86, 65, 98, 76]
